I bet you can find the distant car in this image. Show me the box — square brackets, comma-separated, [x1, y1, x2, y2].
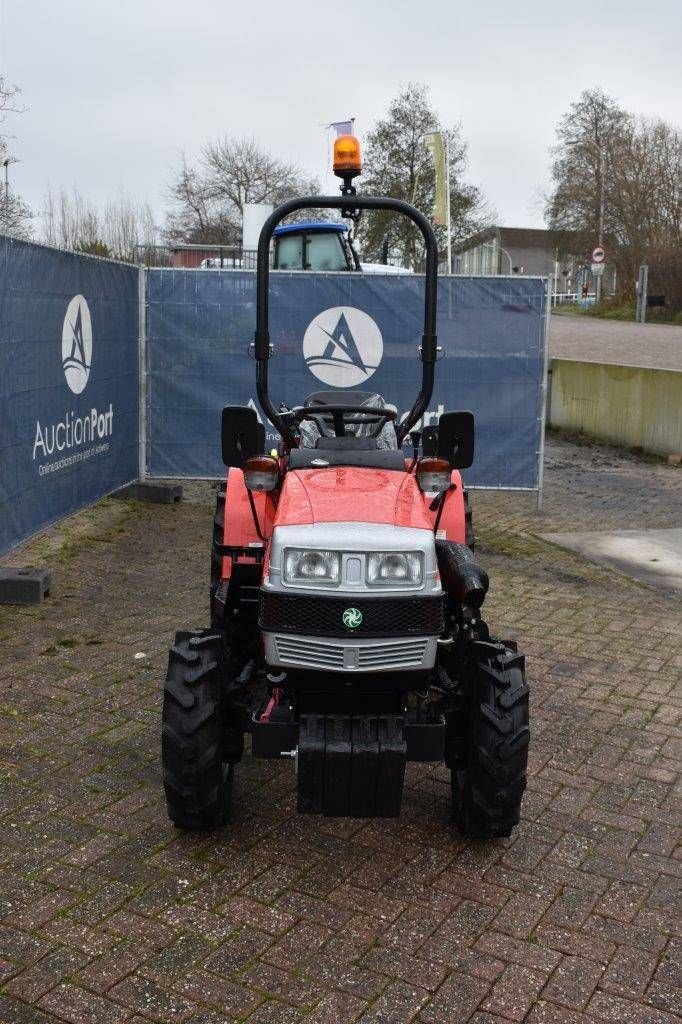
[200, 256, 242, 269]
[360, 261, 413, 275]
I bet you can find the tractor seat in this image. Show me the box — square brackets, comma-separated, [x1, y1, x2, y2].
[299, 391, 399, 451]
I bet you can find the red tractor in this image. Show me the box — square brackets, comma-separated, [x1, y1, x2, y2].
[162, 136, 529, 838]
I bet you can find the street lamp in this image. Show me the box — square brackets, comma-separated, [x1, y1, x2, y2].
[2, 157, 19, 228]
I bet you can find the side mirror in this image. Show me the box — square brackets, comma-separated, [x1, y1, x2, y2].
[437, 411, 475, 469]
[221, 406, 265, 467]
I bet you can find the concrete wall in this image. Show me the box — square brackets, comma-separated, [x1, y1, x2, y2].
[549, 358, 682, 457]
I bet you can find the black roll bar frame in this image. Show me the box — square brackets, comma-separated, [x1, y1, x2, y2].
[254, 194, 439, 447]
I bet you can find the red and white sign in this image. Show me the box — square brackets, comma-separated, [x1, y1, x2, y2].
[591, 245, 606, 264]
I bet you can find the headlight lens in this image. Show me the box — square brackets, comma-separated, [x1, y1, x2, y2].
[367, 551, 423, 586]
[284, 549, 340, 584]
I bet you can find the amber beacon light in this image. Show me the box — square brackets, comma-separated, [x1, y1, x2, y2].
[333, 134, 362, 177]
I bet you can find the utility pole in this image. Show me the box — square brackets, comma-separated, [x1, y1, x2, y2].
[567, 138, 607, 302]
[2, 157, 18, 230]
[445, 134, 452, 275]
[596, 146, 605, 303]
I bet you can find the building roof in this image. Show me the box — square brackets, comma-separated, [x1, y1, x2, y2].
[498, 227, 554, 249]
[273, 222, 347, 236]
[453, 225, 584, 255]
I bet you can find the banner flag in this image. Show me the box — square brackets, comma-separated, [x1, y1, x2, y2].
[424, 131, 448, 226]
[327, 119, 354, 136]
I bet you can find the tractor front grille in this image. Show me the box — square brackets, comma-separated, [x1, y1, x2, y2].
[268, 634, 434, 673]
[259, 591, 444, 638]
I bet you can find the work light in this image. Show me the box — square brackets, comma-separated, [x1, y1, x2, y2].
[244, 455, 279, 492]
[333, 135, 362, 177]
[416, 457, 451, 493]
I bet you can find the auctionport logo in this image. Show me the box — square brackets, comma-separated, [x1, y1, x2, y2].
[303, 306, 383, 387]
[62, 295, 92, 394]
[32, 294, 114, 475]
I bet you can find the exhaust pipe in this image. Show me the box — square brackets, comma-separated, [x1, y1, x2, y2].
[435, 540, 489, 609]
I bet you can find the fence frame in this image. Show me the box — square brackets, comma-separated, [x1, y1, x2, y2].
[138, 271, 551, 510]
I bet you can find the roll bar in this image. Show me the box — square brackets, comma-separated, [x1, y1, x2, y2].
[254, 195, 439, 447]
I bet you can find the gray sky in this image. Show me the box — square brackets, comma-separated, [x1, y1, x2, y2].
[2, 0, 680, 233]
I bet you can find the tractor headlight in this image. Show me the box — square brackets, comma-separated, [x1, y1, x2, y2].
[284, 549, 340, 585]
[367, 552, 423, 586]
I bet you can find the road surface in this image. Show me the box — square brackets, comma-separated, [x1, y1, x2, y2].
[550, 313, 682, 370]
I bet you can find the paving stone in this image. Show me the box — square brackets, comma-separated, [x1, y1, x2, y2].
[542, 955, 604, 1010]
[480, 963, 550, 1021]
[0, 439, 680, 1024]
[38, 982, 130, 1024]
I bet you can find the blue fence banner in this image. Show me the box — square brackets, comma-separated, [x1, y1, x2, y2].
[146, 271, 548, 487]
[0, 237, 139, 553]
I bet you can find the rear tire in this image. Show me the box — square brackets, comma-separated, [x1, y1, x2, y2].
[452, 640, 529, 839]
[162, 629, 239, 830]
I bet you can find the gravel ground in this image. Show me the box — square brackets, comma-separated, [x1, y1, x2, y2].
[0, 437, 680, 1024]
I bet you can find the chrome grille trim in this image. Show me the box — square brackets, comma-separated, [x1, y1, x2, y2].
[264, 633, 437, 673]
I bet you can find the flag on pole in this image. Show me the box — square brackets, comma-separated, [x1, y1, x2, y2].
[424, 131, 447, 226]
[327, 119, 355, 136]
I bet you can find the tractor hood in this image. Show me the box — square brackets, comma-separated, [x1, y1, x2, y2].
[275, 467, 433, 530]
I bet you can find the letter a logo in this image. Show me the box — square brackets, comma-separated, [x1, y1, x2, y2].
[303, 306, 383, 387]
[62, 295, 93, 395]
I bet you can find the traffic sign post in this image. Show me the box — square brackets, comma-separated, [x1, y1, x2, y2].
[591, 245, 606, 300]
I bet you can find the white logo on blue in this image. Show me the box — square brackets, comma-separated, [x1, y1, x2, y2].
[303, 306, 383, 387]
[62, 295, 92, 395]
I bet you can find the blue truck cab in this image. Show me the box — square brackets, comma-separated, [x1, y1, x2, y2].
[272, 222, 359, 272]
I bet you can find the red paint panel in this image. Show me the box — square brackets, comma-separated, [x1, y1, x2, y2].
[275, 467, 433, 530]
[222, 469, 276, 579]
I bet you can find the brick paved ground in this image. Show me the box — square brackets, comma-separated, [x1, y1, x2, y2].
[0, 437, 680, 1024]
[550, 314, 682, 370]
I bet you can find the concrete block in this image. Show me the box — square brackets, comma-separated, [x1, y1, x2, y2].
[115, 482, 183, 504]
[0, 566, 51, 604]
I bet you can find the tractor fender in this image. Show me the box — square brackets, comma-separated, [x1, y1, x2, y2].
[221, 469, 276, 580]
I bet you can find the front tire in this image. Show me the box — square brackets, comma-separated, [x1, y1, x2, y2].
[452, 640, 529, 839]
[162, 629, 240, 830]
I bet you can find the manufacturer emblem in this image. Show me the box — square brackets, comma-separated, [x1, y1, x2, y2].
[62, 295, 92, 394]
[303, 306, 383, 387]
[342, 607, 363, 630]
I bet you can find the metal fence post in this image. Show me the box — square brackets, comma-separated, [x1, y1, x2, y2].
[536, 278, 551, 513]
[635, 264, 648, 323]
[138, 265, 148, 481]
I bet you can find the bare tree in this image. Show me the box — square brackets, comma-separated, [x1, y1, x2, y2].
[164, 137, 319, 244]
[547, 88, 681, 310]
[1, 76, 31, 238]
[42, 186, 157, 259]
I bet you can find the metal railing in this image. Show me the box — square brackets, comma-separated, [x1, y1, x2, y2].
[133, 242, 259, 269]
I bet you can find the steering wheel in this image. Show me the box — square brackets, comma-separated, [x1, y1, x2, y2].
[295, 404, 397, 439]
